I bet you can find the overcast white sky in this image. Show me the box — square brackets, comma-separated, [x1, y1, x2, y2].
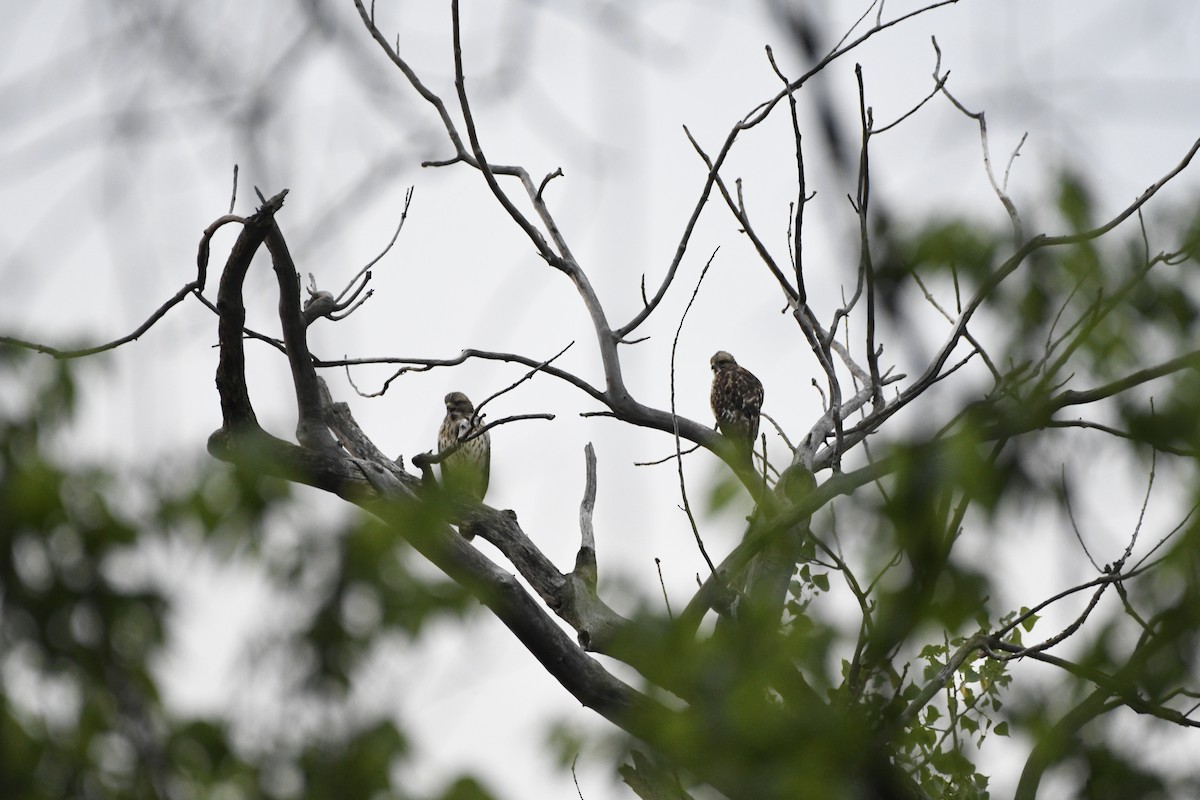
[3, 1, 1200, 797]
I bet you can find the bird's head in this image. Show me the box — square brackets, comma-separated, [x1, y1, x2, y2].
[444, 391, 475, 415]
[710, 351, 737, 373]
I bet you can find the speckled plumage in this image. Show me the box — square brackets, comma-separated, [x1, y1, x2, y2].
[710, 351, 763, 460]
[438, 391, 490, 502]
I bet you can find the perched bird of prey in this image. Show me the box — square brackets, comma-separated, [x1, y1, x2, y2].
[710, 351, 764, 464]
[437, 391, 490, 503]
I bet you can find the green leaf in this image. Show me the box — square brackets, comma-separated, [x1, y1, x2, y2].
[920, 643, 947, 660]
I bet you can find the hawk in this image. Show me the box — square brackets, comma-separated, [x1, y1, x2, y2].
[710, 351, 763, 465]
[437, 391, 491, 503]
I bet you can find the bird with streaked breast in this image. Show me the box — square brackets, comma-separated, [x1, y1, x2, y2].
[437, 391, 491, 503]
[709, 351, 763, 467]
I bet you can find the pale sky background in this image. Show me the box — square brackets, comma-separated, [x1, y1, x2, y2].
[3, 1, 1200, 798]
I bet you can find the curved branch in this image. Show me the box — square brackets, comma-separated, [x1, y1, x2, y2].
[1007, 648, 1200, 729]
[338, 346, 604, 403]
[263, 214, 339, 453]
[211, 191, 288, 433]
[1014, 690, 1114, 800]
[0, 214, 240, 360]
[350, 0, 469, 157]
[1048, 349, 1200, 412]
[450, 0, 558, 266]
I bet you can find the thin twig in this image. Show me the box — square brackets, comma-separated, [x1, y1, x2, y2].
[933, 37, 1025, 245]
[765, 45, 809, 300]
[342, 343, 597, 402]
[683, 126, 799, 305]
[2, 212, 244, 359]
[761, 412, 797, 454]
[536, 168, 565, 201]
[910, 270, 1000, 382]
[452, 3, 548, 256]
[416, 413, 555, 467]
[336, 185, 415, 305]
[228, 164, 239, 214]
[474, 341, 575, 422]
[853, 64, 883, 406]
[655, 558, 674, 620]
[572, 755, 585, 800]
[634, 443, 702, 467]
[670, 248, 721, 576]
[1061, 464, 1100, 572]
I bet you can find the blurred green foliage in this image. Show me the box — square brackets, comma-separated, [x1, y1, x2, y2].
[0, 344, 486, 799]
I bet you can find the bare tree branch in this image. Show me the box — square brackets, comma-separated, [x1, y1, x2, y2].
[0, 211, 243, 360]
[934, 37, 1025, 245]
[617, 0, 962, 341]
[575, 443, 599, 590]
